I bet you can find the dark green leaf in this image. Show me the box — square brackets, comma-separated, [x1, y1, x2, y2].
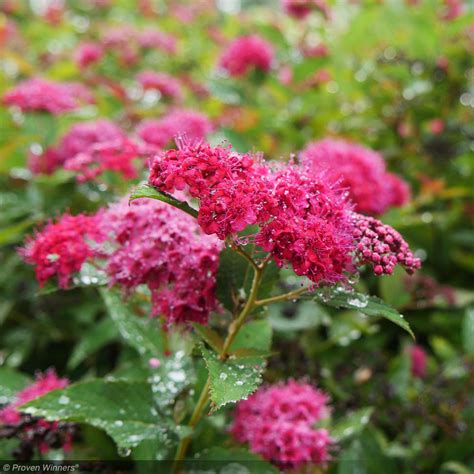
[462, 308, 474, 354]
[331, 407, 374, 441]
[21, 379, 171, 451]
[192, 323, 224, 353]
[0, 367, 31, 404]
[129, 183, 198, 218]
[201, 345, 265, 411]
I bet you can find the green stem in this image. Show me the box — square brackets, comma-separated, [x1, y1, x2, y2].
[254, 286, 309, 306]
[172, 256, 264, 471]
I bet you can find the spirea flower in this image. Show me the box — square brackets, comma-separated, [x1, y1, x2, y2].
[137, 28, 177, 53]
[0, 369, 74, 457]
[282, 0, 330, 19]
[136, 71, 182, 100]
[74, 41, 104, 69]
[219, 35, 274, 77]
[102, 199, 222, 325]
[149, 140, 274, 239]
[351, 212, 421, 276]
[409, 345, 427, 379]
[137, 109, 212, 148]
[301, 139, 410, 215]
[255, 166, 355, 284]
[2, 78, 93, 114]
[30, 119, 142, 182]
[230, 380, 333, 468]
[19, 213, 104, 288]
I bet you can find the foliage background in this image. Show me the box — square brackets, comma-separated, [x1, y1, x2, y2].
[0, 0, 473, 472]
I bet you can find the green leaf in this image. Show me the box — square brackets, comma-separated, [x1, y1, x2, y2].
[331, 407, 374, 441]
[315, 289, 414, 339]
[229, 320, 272, 352]
[21, 379, 171, 451]
[201, 345, 265, 412]
[192, 323, 224, 353]
[379, 266, 411, 309]
[100, 289, 164, 359]
[269, 301, 329, 331]
[0, 367, 31, 404]
[194, 446, 278, 473]
[67, 318, 119, 369]
[216, 249, 279, 314]
[129, 183, 198, 218]
[462, 308, 474, 354]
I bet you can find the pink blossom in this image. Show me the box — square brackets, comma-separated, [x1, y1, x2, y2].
[301, 139, 410, 215]
[137, 109, 212, 148]
[136, 70, 182, 100]
[351, 213, 421, 276]
[0, 369, 69, 426]
[409, 345, 427, 378]
[441, 0, 463, 21]
[230, 381, 333, 468]
[278, 66, 293, 85]
[20, 214, 104, 288]
[427, 118, 445, 135]
[219, 35, 274, 77]
[281, 0, 330, 19]
[303, 43, 329, 58]
[74, 42, 104, 69]
[102, 199, 222, 325]
[136, 28, 177, 53]
[0, 369, 72, 456]
[2, 78, 93, 114]
[28, 147, 64, 175]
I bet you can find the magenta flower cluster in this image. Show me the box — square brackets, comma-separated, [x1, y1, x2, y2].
[219, 35, 274, 77]
[150, 141, 359, 284]
[136, 70, 183, 100]
[29, 119, 142, 182]
[137, 109, 212, 149]
[352, 213, 421, 275]
[0, 369, 73, 455]
[230, 380, 332, 468]
[20, 199, 221, 326]
[2, 78, 93, 115]
[301, 139, 410, 215]
[102, 199, 222, 325]
[20, 213, 104, 289]
[281, 0, 330, 19]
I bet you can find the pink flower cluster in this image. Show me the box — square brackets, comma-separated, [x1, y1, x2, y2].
[149, 141, 419, 284]
[102, 199, 221, 325]
[301, 139, 410, 215]
[74, 41, 104, 69]
[219, 35, 274, 77]
[29, 119, 142, 182]
[255, 167, 355, 284]
[136, 71, 182, 100]
[282, 0, 330, 19]
[0, 369, 69, 426]
[0, 369, 73, 456]
[137, 109, 212, 149]
[149, 141, 275, 239]
[21, 200, 221, 326]
[20, 213, 104, 288]
[351, 213, 421, 275]
[230, 380, 333, 468]
[2, 78, 93, 114]
[100, 25, 176, 60]
[409, 345, 427, 379]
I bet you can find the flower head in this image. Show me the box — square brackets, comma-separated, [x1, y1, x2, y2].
[219, 35, 274, 77]
[409, 345, 427, 379]
[20, 213, 104, 288]
[301, 139, 410, 215]
[0, 369, 73, 457]
[351, 212, 421, 276]
[136, 71, 182, 100]
[74, 42, 104, 69]
[137, 109, 212, 148]
[282, 0, 330, 19]
[102, 199, 222, 325]
[2, 78, 93, 114]
[230, 380, 333, 468]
